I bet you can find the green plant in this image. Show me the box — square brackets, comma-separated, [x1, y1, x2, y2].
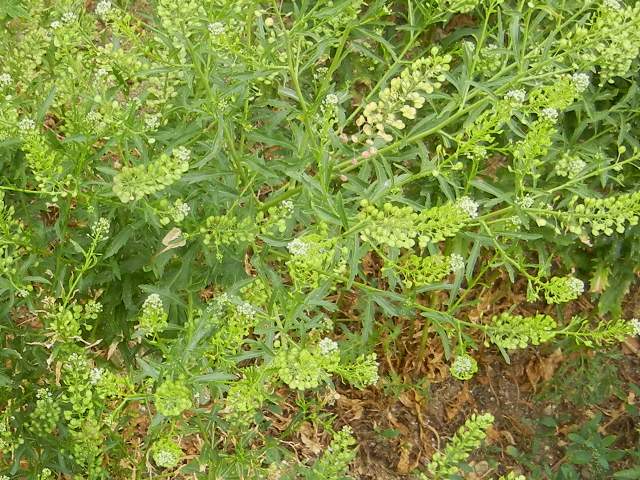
[1, 0, 640, 477]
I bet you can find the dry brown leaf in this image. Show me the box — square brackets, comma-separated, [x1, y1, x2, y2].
[337, 396, 365, 421]
[525, 348, 564, 391]
[446, 384, 471, 421]
[396, 442, 419, 474]
[299, 422, 323, 456]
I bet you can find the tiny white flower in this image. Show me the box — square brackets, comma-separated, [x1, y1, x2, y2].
[171, 199, 190, 220]
[36, 388, 51, 400]
[505, 89, 526, 103]
[571, 72, 590, 93]
[143, 293, 163, 310]
[287, 238, 309, 256]
[603, 0, 622, 11]
[325, 93, 339, 105]
[87, 111, 103, 124]
[50, 20, 62, 30]
[95, 0, 112, 17]
[462, 40, 476, 51]
[518, 194, 534, 209]
[90, 367, 104, 385]
[541, 107, 558, 121]
[318, 337, 339, 355]
[173, 146, 191, 162]
[630, 318, 640, 336]
[208, 22, 225, 36]
[0, 73, 12, 87]
[449, 254, 465, 272]
[236, 301, 257, 317]
[96, 67, 109, 78]
[450, 354, 477, 380]
[154, 449, 179, 467]
[457, 196, 479, 218]
[18, 118, 36, 132]
[281, 200, 294, 213]
[145, 113, 161, 130]
[91, 217, 110, 240]
[567, 277, 584, 295]
[264, 17, 275, 27]
[62, 12, 78, 24]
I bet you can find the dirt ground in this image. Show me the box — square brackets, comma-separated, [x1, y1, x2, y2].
[325, 280, 640, 479]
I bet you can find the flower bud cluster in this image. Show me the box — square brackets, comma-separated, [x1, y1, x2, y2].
[488, 312, 557, 349]
[564, 191, 640, 236]
[151, 437, 182, 469]
[113, 148, 190, 203]
[137, 294, 168, 336]
[154, 379, 192, 417]
[541, 275, 584, 304]
[356, 47, 451, 144]
[358, 199, 475, 249]
[555, 152, 586, 178]
[450, 353, 478, 380]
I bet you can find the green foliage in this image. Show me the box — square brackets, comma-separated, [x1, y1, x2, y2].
[112, 148, 190, 203]
[488, 313, 557, 350]
[305, 426, 357, 480]
[1, 0, 639, 477]
[154, 379, 192, 417]
[564, 192, 640, 236]
[422, 412, 495, 478]
[151, 437, 183, 469]
[449, 353, 479, 381]
[388, 253, 457, 288]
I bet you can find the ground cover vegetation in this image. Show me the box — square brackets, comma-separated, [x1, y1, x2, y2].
[1, 0, 640, 478]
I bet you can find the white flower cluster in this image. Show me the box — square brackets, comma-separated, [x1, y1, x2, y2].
[567, 276, 585, 296]
[555, 153, 586, 178]
[170, 198, 190, 222]
[449, 253, 465, 272]
[458, 196, 479, 218]
[62, 12, 78, 24]
[143, 293, 163, 311]
[450, 354, 477, 380]
[18, 118, 36, 132]
[541, 107, 558, 121]
[96, 0, 112, 17]
[287, 238, 310, 256]
[325, 93, 340, 105]
[0, 73, 11, 87]
[571, 72, 590, 93]
[603, 0, 623, 11]
[173, 146, 191, 162]
[65, 352, 87, 371]
[319, 337, 339, 355]
[36, 388, 52, 400]
[517, 194, 534, 209]
[630, 318, 640, 336]
[236, 301, 257, 317]
[145, 113, 161, 130]
[282, 200, 295, 214]
[91, 217, 110, 241]
[154, 448, 179, 467]
[505, 89, 526, 104]
[90, 367, 104, 385]
[208, 22, 225, 36]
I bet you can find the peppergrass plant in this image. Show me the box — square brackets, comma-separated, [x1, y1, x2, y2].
[1, 0, 640, 478]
